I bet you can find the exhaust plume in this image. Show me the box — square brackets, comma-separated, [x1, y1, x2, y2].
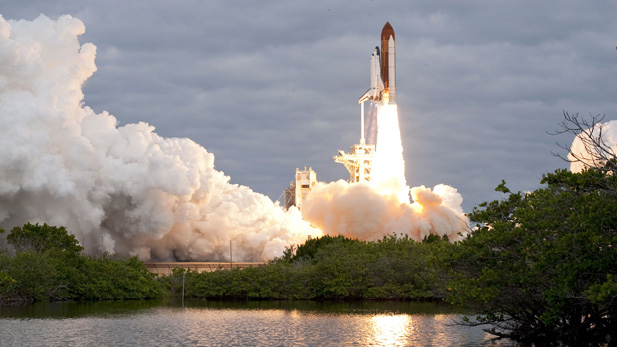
[0, 14, 320, 261]
[301, 104, 469, 242]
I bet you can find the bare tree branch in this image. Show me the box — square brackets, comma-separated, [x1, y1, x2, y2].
[548, 111, 617, 174]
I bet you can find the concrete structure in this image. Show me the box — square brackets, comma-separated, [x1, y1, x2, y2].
[283, 167, 317, 210]
[144, 262, 265, 275]
[295, 167, 316, 210]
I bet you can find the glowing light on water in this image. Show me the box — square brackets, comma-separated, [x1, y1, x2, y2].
[369, 314, 413, 346]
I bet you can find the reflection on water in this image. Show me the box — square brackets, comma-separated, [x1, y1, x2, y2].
[370, 314, 413, 346]
[0, 300, 163, 319]
[0, 300, 520, 346]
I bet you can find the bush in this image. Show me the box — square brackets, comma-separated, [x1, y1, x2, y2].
[73, 254, 163, 300]
[179, 234, 451, 301]
[0, 224, 163, 303]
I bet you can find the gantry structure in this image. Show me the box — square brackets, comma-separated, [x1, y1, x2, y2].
[334, 142, 375, 183]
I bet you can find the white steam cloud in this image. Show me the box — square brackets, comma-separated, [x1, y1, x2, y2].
[569, 120, 617, 173]
[301, 181, 468, 242]
[0, 14, 469, 262]
[0, 14, 320, 261]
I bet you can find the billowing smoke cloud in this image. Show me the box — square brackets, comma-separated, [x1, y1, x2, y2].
[0, 14, 320, 261]
[301, 181, 468, 241]
[569, 120, 617, 173]
[302, 105, 469, 242]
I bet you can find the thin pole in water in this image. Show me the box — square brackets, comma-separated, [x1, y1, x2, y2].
[182, 270, 185, 309]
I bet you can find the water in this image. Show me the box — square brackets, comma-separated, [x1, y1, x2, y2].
[0, 300, 519, 346]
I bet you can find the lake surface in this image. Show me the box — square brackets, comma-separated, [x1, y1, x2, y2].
[0, 300, 519, 346]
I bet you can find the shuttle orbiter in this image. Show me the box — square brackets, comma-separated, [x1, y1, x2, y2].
[359, 22, 396, 106]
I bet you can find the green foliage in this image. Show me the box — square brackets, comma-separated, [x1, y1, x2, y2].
[177, 261, 312, 300]
[176, 234, 453, 301]
[73, 254, 163, 300]
[0, 271, 16, 296]
[0, 223, 162, 303]
[448, 168, 617, 344]
[585, 275, 617, 304]
[9, 251, 60, 301]
[7, 223, 83, 255]
[290, 235, 356, 262]
[0, 253, 16, 300]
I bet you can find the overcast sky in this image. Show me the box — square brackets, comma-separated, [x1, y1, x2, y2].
[2, 1, 616, 212]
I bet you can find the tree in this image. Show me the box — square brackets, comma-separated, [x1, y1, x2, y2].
[8, 251, 60, 301]
[289, 235, 356, 262]
[73, 254, 163, 300]
[7, 223, 83, 255]
[1, 224, 83, 302]
[0, 223, 163, 303]
[448, 168, 617, 345]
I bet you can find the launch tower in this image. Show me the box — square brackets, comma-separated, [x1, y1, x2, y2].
[334, 143, 375, 183]
[283, 167, 317, 210]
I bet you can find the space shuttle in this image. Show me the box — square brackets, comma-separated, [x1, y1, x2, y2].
[359, 22, 396, 106]
[335, 23, 396, 178]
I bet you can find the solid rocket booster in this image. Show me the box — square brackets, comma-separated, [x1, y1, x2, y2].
[359, 22, 396, 105]
[381, 22, 396, 105]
